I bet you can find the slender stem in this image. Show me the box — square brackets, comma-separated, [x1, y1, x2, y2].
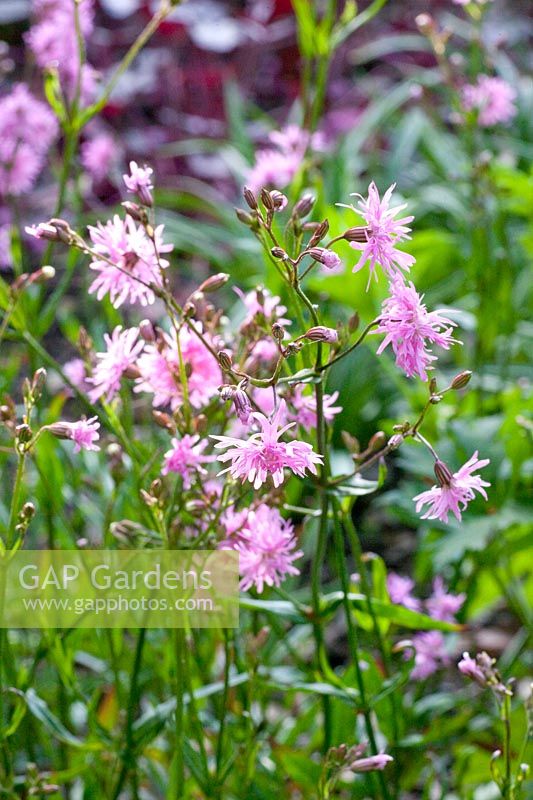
[318, 319, 380, 372]
[173, 628, 186, 798]
[112, 628, 146, 800]
[7, 453, 26, 549]
[215, 631, 231, 795]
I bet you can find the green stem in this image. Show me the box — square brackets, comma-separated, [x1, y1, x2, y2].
[173, 628, 186, 798]
[215, 631, 231, 795]
[7, 453, 26, 549]
[112, 628, 146, 800]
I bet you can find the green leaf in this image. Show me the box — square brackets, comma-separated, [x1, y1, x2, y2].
[25, 689, 102, 750]
[320, 593, 461, 632]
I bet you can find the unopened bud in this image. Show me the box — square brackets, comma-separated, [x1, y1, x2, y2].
[348, 312, 360, 332]
[350, 753, 393, 773]
[195, 414, 208, 433]
[218, 350, 233, 371]
[233, 388, 252, 425]
[308, 219, 329, 247]
[293, 194, 315, 218]
[270, 190, 288, 211]
[218, 385, 235, 402]
[122, 201, 147, 223]
[20, 502, 35, 521]
[139, 319, 156, 342]
[235, 208, 255, 226]
[243, 186, 258, 210]
[304, 326, 338, 343]
[387, 433, 404, 451]
[78, 327, 93, 355]
[271, 247, 287, 259]
[271, 322, 285, 342]
[343, 226, 370, 243]
[199, 273, 230, 293]
[434, 460, 453, 487]
[260, 187, 274, 211]
[150, 478, 163, 498]
[152, 410, 174, 430]
[32, 368, 47, 398]
[451, 370, 472, 390]
[368, 431, 387, 452]
[15, 423, 32, 443]
[123, 365, 140, 379]
[341, 431, 360, 455]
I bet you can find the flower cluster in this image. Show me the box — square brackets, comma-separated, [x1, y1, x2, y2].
[247, 125, 324, 193]
[0, 84, 58, 197]
[26, 0, 97, 102]
[461, 76, 517, 126]
[388, 573, 465, 679]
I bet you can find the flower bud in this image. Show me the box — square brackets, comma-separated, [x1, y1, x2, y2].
[243, 186, 258, 210]
[341, 431, 360, 455]
[198, 273, 230, 293]
[304, 326, 338, 343]
[218, 385, 235, 402]
[218, 350, 233, 371]
[293, 194, 315, 218]
[271, 247, 287, 259]
[387, 433, 404, 451]
[451, 370, 472, 390]
[16, 423, 32, 443]
[350, 753, 393, 773]
[348, 312, 360, 332]
[235, 208, 255, 226]
[307, 247, 342, 270]
[32, 368, 47, 399]
[152, 410, 174, 430]
[415, 13, 434, 34]
[308, 219, 329, 247]
[233, 388, 252, 425]
[434, 460, 453, 487]
[78, 327, 93, 355]
[122, 201, 147, 223]
[343, 226, 370, 243]
[271, 322, 285, 342]
[270, 190, 288, 211]
[368, 431, 387, 452]
[260, 187, 275, 211]
[139, 319, 157, 342]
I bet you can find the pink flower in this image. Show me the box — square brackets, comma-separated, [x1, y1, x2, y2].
[123, 161, 154, 206]
[410, 631, 450, 680]
[387, 572, 422, 612]
[461, 76, 517, 126]
[289, 386, 342, 430]
[343, 182, 415, 286]
[63, 358, 91, 394]
[247, 125, 323, 193]
[88, 326, 144, 403]
[413, 452, 490, 523]
[162, 434, 214, 489]
[87, 215, 172, 308]
[458, 652, 486, 685]
[221, 504, 303, 593]
[426, 577, 465, 622]
[81, 134, 119, 183]
[350, 753, 394, 773]
[236, 287, 291, 330]
[135, 325, 221, 410]
[62, 417, 100, 453]
[211, 400, 323, 489]
[26, 0, 96, 102]
[0, 84, 58, 197]
[375, 277, 459, 380]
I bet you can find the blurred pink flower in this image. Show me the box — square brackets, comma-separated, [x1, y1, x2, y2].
[247, 125, 324, 193]
[162, 434, 214, 488]
[375, 277, 458, 380]
[344, 182, 415, 287]
[0, 84, 58, 197]
[386, 572, 422, 612]
[26, 0, 96, 102]
[123, 161, 154, 206]
[289, 386, 342, 430]
[63, 358, 91, 394]
[426, 577, 465, 622]
[88, 326, 144, 403]
[81, 134, 119, 183]
[68, 417, 100, 453]
[350, 753, 394, 773]
[87, 215, 172, 308]
[236, 287, 290, 330]
[413, 452, 491, 523]
[461, 76, 517, 126]
[136, 325, 221, 410]
[411, 631, 450, 679]
[458, 652, 486, 684]
[211, 399, 323, 489]
[221, 503, 303, 593]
